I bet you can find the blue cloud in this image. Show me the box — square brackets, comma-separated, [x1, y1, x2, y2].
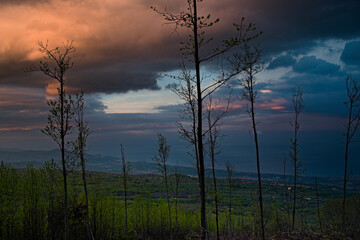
[293, 56, 340, 75]
[267, 55, 296, 70]
[340, 41, 360, 66]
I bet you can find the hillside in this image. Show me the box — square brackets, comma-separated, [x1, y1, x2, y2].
[0, 149, 359, 190]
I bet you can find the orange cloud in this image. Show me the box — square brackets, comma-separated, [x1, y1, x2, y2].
[0, 0, 257, 93]
[45, 81, 80, 96]
[0, 0, 254, 65]
[259, 89, 272, 93]
[0, 0, 172, 63]
[270, 106, 286, 110]
[45, 82, 59, 96]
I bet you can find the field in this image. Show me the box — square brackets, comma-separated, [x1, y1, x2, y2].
[1, 160, 359, 240]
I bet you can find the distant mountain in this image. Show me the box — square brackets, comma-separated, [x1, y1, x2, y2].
[0, 149, 122, 172]
[0, 149, 60, 168]
[0, 149, 359, 189]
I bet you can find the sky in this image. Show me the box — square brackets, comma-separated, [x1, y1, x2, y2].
[0, 0, 360, 177]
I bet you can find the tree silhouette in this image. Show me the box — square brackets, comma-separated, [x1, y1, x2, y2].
[315, 176, 322, 231]
[206, 95, 230, 240]
[342, 75, 360, 233]
[73, 92, 93, 240]
[120, 144, 130, 240]
[26, 40, 75, 240]
[152, 2, 260, 238]
[226, 161, 234, 234]
[153, 133, 172, 237]
[289, 87, 304, 230]
[239, 43, 265, 240]
[173, 163, 181, 232]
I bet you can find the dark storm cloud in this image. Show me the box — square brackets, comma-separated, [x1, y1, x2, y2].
[0, 47, 48, 88]
[0, 58, 168, 94]
[293, 56, 340, 75]
[2, 0, 360, 94]
[258, 64, 349, 118]
[244, 0, 360, 55]
[69, 67, 161, 94]
[267, 55, 296, 70]
[0, 87, 48, 130]
[340, 41, 360, 66]
[283, 74, 345, 94]
[144, 0, 360, 72]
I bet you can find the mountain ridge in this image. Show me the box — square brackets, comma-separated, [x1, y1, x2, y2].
[0, 149, 358, 188]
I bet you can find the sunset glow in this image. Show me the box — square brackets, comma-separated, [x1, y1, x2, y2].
[0, 0, 359, 178]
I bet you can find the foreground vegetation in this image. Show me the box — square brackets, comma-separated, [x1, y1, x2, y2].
[0, 161, 359, 240]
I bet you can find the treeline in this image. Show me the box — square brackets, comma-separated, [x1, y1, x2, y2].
[0, 161, 359, 240]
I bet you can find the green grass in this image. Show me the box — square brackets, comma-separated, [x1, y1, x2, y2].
[1, 162, 359, 239]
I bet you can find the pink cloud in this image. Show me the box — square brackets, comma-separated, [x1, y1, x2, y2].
[258, 98, 289, 111]
[0, 126, 43, 132]
[259, 89, 272, 93]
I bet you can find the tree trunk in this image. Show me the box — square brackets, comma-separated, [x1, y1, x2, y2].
[192, 1, 207, 239]
[124, 178, 128, 240]
[165, 173, 172, 237]
[315, 176, 322, 231]
[60, 76, 69, 240]
[249, 79, 265, 240]
[81, 153, 92, 240]
[292, 133, 297, 230]
[342, 101, 352, 233]
[212, 162, 219, 240]
[175, 172, 179, 232]
[209, 112, 219, 240]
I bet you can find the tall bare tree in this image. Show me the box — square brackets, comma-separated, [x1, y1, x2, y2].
[290, 87, 304, 230]
[226, 161, 234, 234]
[206, 95, 230, 240]
[73, 92, 93, 240]
[120, 144, 130, 240]
[170, 65, 199, 177]
[152, 2, 260, 238]
[153, 133, 172, 237]
[315, 176, 322, 231]
[26, 41, 75, 240]
[283, 154, 291, 226]
[283, 154, 287, 206]
[342, 75, 360, 233]
[174, 163, 181, 232]
[239, 44, 265, 240]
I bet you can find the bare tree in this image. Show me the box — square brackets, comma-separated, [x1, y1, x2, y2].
[120, 144, 130, 240]
[73, 92, 93, 240]
[342, 75, 360, 233]
[283, 154, 291, 226]
[206, 95, 230, 240]
[226, 161, 234, 234]
[174, 163, 181, 232]
[289, 87, 304, 230]
[315, 176, 322, 231]
[26, 41, 75, 240]
[152, 2, 260, 238]
[239, 44, 265, 240]
[170, 65, 199, 177]
[153, 133, 172, 237]
[283, 155, 286, 201]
